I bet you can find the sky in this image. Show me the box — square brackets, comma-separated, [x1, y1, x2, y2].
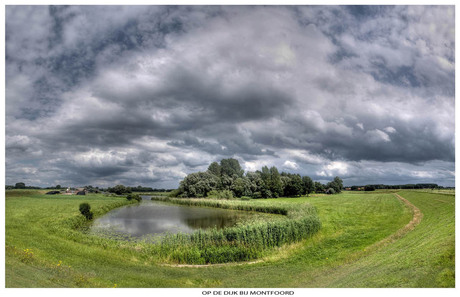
[5, 5, 455, 188]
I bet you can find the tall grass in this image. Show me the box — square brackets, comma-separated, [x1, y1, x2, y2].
[149, 196, 321, 264]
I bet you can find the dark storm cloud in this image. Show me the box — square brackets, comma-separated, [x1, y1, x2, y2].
[5, 5, 455, 187]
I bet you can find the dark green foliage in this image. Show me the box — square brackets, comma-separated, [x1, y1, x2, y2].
[349, 183, 442, 190]
[108, 185, 132, 195]
[220, 174, 234, 191]
[220, 158, 244, 178]
[302, 176, 314, 196]
[231, 177, 251, 197]
[207, 162, 221, 177]
[269, 167, 283, 197]
[178, 172, 220, 197]
[364, 185, 376, 191]
[176, 158, 342, 199]
[325, 176, 343, 194]
[15, 182, 26, 189]
[258, 166, 284, 198]
[314, 182, 325, 193]
[283, 173, 303, 197]
[84, 185, 100, 193]
[126, 193, 142, 202]
[79, 203, 93, 220]
[333, 176, 344, 192]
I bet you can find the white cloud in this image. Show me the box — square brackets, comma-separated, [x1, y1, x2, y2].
[364, 129, 391, 143]
[283, 160, 299, 170]
[317, 161, 349, 177]
[384, 127, 396, 133]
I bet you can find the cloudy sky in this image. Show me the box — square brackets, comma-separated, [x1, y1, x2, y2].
[5, 5, 455, 188]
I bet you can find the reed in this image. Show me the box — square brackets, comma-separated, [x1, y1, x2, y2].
[149, 196, 321, 264]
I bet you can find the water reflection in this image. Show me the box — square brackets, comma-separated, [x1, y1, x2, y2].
[90, 199, 254, 240]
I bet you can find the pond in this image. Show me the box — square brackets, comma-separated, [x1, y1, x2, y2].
[89, 197, 259, 241]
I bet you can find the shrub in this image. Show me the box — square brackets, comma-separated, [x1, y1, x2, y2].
[79, 203, 93, 220]
[364, 185, 376, 191]
[126, 193, 142, 202]
[326, 188, 335, 195]
[108, 185, 131, 195]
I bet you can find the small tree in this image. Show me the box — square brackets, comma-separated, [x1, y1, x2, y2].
[15, 182, 26, 189]
[79, 203, 93, 220]
[108, 185, 131, 195]
[333, 176, 344, 193]
[302, 176, 314, 196]
[314, 182, 325, 193]
[126, 193, 142, 202]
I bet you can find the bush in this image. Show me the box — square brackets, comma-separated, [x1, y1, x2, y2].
[108, 185, 131, 195]
[126, 193, 142, 202]
[325, 188, 335, 195]
[79, 203, 93, 220]
[364, 185, 376, 191]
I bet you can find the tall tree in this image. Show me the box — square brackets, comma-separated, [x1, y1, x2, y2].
[207, 161, 221, 177]
[302, 176, 314, 196]
[231, 177, 251, 197]
[333, 176, 343, 193]
[314, 182, 325, 193]
[284, 173, 303, 197]
[269, 166, 283, 198]
[220, 158, 244, 178]
[178, 172, 220, 198]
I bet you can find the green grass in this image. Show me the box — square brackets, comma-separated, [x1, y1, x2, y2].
[412, 188, 455, 195]
[5, 190, 454, 287]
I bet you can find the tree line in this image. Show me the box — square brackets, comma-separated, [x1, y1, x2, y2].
[172, 158, 343, 198]
[5, 182, 173, 194]
[349, 183, 444, 191]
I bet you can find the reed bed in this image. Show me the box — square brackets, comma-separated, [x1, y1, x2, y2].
[149, 196, 321, 264]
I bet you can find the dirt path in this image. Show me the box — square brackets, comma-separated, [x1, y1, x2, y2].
[363, 193, 423, 252]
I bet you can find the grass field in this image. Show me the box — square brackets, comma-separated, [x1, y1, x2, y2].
[5, 189, 454, 287]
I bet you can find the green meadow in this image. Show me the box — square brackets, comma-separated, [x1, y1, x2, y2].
[5, 189, 454, 287]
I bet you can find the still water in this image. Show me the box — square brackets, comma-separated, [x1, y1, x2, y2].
[90, 197, 256, 241]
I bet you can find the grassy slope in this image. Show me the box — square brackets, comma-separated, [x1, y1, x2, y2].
[304, 190, 455, 287]
[5, 190, 454, 287]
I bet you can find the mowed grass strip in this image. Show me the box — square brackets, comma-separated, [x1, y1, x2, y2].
[304, 191, 455, 288]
